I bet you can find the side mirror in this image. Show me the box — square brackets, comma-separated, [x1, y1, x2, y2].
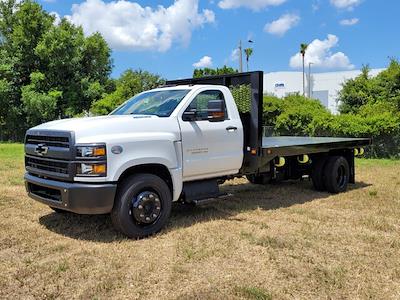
[207, 100, 226, 122]
[182, 110, 197, 121]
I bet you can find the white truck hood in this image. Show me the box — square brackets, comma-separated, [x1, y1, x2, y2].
[31, 115, 181, 144]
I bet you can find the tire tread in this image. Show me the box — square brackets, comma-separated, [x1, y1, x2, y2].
[311, 157, 327, 191]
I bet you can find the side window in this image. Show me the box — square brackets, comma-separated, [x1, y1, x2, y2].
[185, 90, 228, 121]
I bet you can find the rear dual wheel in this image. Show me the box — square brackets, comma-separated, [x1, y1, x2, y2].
[323, 156, 350, 193]
[311, 156, 350, 193]
[311, 157, 327, 191]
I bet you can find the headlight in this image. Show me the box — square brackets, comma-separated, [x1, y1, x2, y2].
[75, 144, 107, 177]
[76, 145, 106, 158]
[76, 163, 107, 176]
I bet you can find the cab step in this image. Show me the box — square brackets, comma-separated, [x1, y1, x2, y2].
[183, 179, 232, 205]
[191, 193, 233, 206]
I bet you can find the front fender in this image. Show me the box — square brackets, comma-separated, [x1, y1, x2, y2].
[113, 157, 176, 181]
[110, 141, 183, 201]
[112, 158, 183, 202]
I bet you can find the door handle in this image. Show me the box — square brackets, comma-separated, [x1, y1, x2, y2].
[226, 126, 238, 131]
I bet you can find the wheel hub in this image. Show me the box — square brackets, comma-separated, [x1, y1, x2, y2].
[336, 165, 346, 188]
[131, 191, 161, 224]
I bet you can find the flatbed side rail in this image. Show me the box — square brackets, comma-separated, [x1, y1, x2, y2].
[261, 137, 371, 161]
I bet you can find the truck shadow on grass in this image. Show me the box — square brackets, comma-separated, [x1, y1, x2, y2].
[38, 180, 370, 242]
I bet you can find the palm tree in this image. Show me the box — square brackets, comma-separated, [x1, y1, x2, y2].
[244, 48, 253, 71]
[300, 43, 308, 96]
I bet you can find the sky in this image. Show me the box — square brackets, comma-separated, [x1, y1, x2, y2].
[39, 0, 400, 79]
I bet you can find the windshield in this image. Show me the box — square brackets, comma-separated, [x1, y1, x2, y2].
[111, 89, 190, 117]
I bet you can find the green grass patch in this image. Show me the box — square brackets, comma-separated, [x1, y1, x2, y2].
[369, 190, 378, 197]
[356, 158, 400, 167]
[235, 286, 272, 300]
[0, 143, 24, 160]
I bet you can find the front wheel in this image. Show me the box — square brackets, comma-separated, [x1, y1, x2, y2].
[246, 174, 270, 185]
[111, 174, 172, 238]
[49, 207, 67, 213]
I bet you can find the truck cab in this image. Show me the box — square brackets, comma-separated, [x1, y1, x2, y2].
[25, 83, 246, 237]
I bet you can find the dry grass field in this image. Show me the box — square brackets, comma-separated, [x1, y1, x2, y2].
[1, 143, 400, 299]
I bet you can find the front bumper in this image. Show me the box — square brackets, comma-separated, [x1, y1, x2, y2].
[24, 173, 117, 214]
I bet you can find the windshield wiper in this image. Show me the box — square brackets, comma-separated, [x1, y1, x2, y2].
[130, 113, 158, 117]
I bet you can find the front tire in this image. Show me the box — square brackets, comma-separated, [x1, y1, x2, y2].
[111, 174, 172, 238]
[246, 174, 270, 185]
[50, 207, 67, 213]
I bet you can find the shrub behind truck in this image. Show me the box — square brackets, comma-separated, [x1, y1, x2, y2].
[24, 71, 371, 238]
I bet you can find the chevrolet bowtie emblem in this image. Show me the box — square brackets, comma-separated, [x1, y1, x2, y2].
[34, 143, 49, 156]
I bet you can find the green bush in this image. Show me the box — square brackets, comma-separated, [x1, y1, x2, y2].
[263, 94, 331, 136]
[263, 94, 400, 159]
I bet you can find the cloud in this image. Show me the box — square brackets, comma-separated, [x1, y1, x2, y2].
[230, 48, 240, 61]
[312, 0, 320, 12]
[66, 0, 215, 52]
[49, 11, 61, 25]
[339, 18, 359, 26]
[193, 56, 213, 68]
[264, 13, 300, 36]
[330, 0, 361, 10]
[218, 0, 286, 11]
[289, 34, 354, 70]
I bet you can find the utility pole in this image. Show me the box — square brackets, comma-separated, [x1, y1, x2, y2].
[308, 62, 314, 98]
[239, 40, 243, 73]
[300, 43, 308, 97]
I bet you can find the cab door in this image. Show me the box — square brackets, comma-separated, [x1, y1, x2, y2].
[178, 89, 243, 181]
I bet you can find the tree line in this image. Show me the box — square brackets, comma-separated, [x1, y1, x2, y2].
[0, 0, 112, 140]
[0, 0, 163, 140]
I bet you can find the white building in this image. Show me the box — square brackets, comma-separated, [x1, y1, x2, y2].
[263, 69, 384, 113]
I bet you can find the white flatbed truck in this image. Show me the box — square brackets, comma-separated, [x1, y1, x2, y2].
[24, 72, 370, 238]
